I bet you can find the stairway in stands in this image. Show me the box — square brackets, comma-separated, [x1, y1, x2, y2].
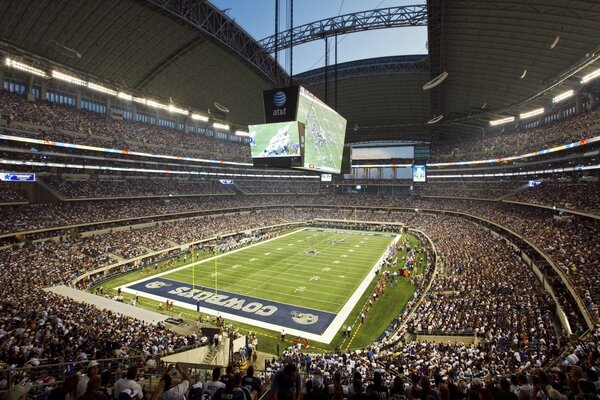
[229, 182, 246, 195]
[201, 346, 219, 364]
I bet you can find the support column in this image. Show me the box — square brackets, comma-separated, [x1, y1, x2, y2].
[575, 96, 582, 113]
[26, 76, 35, 101]
[75, 87, 82, 109]
[587, 93, 595, 111]
[40, 81, 47, 102]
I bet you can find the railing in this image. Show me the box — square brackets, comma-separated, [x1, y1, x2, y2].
[0, 355, 152, 396]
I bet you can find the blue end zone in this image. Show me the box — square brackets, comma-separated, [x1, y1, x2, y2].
[127, 277, 336, 335]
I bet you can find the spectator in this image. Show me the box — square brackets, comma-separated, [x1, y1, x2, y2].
[114, 366, 143, 399]
[270, 364, 301, 400]
[160, 364, 191, 400]
[78, 361, 100, 398]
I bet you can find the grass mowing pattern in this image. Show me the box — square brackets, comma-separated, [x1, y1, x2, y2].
[162, 229, 394, 313]
[94, 228, 424, 353]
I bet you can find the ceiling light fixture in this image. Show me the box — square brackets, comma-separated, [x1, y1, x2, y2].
[52, 70, 86, 86]
[191, 113, 209, 122]
[213, 122, 230, 130]
[520, 108, 545, 119]
[489, 116, 515, 126]
[87, 82, 116, 95]
[117, 92, 133, 101]
[5, 58, 47, 77]
[427, 115, 444, 124]
[552, 90, 574, 103]
[581, 68, 600, 84]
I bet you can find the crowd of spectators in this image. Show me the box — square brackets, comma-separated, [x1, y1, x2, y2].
[418, 181, 520, 200]
[285, 349, 600, 400]
[507, 181, 600, 213]
[0, 195, 598, 398]
[0, 182, 27, 203]
[42, 176, 236, 199]
[408, 216, 557, 346]
[236, 180, 320, 194]
[0, 239, 195, 370]
[430, 106, 600, 162]
[277, 327, 599, 400]
[0, 92, 251, 162]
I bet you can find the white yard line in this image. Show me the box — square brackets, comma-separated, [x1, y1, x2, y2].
[317, 233, 400, 343]
[121, 228, 306, 290]
[122, 228, 399, 344]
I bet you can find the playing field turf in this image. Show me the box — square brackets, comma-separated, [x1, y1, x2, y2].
[159, 228, 395, 314]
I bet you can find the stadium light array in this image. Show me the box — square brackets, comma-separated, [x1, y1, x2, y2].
[489, 116, 515, 126]
[87, 82, 116, 96]
[117, 92, 133, 101]
[213, 122, 230, 130]
[552, 90, 574, 103]
[168, 104, 188, 115]
[146, 99, 168, 110]
[520, 108, 545, 119]
[581, 68, 600, 84]
[4, 53, 235, 130]
[191, 113, 209, 122]
[235, 130, 250, 137]
[52, 70, 86, 86]
[5, 57, 47, 77]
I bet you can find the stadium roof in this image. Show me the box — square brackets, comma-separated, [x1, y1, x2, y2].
[0, 0, 599, 143]
[0, 0, 280, 127]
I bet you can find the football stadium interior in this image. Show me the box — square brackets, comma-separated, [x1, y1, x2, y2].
[0, 0, 599, 399]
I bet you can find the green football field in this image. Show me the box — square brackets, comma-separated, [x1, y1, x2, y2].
[160, 228, 396, 313]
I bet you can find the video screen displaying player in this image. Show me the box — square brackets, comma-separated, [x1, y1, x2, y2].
[296, 86, 347, 173]
[249, 121, 301, 158]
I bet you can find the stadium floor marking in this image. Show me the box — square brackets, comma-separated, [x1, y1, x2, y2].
[246, 232, 362, 303]
[160, 230, 384, 310]
[169, 265, 368, 285]
[168, 246, 380, 281]
[144, 298, 332, 352]
[158, 275, 345, 311]
[123, 228, 400, 344]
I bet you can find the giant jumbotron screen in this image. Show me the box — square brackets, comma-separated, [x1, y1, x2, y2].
[295, 86, 347, 174]
[257, 85, 347, 174]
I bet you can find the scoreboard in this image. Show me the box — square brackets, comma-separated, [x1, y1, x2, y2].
[254, 86, 347, 174]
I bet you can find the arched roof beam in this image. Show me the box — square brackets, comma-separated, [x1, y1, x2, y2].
[259, 5, 428, 53]
[144, 0, 287, 84]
